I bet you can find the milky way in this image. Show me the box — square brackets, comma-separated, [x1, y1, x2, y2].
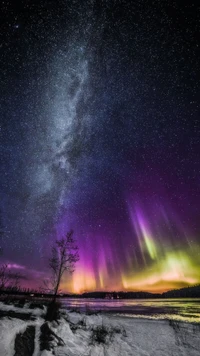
[0, 1, 200, 292]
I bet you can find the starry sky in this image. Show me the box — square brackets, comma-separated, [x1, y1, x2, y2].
[0, 0, 200, 293]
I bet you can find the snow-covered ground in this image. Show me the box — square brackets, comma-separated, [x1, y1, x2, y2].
[0, 301, 199, 356]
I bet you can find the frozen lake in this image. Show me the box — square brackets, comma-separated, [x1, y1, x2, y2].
[61, 298, 200, 323]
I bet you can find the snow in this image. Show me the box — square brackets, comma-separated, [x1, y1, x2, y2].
[0, 317, 43, 356]
[40, 352, 54, 356]
[53, 313, 200, 356]
[0, 301, 44, 356]
[33, 324, 42, 356]
[0, 318, 27, 356]
[0, 301, 199, 356]
[0, 301, 46, 317]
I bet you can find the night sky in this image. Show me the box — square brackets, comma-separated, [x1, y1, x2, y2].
[0, 0, 200, 293]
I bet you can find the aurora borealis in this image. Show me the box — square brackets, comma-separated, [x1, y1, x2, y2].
[0, 1, 200, 293]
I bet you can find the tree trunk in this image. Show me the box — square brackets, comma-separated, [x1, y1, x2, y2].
[52, 261, 63, 303]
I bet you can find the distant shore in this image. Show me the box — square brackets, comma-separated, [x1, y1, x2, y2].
[1, 284, 200, 299]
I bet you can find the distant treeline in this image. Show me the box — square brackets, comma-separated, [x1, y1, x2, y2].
[80, 291, 160, 299]
[162, 284, 200, 298]
[75, 285, 200, 299]
[0, 284, 200, 299]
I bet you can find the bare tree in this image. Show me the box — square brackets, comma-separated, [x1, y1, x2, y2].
[0, 264, 22, 291]
[47, 230, 79, 302]
[9, 272, 21, 292]
[0, 264, 10, 290]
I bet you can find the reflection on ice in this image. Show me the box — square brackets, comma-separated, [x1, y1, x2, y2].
[62, 298, 200, 323]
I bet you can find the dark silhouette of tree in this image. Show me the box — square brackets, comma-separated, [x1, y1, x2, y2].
[0, 264, 9, 290]
[46, 230, 79, 302]
[0, 263, 22, 291]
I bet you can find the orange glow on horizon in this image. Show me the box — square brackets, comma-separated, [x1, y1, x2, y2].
[60, 247, 200, 294]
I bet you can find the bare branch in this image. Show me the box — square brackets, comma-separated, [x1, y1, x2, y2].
[0, 264, 23, 291]
[47, 230, 79, 301]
